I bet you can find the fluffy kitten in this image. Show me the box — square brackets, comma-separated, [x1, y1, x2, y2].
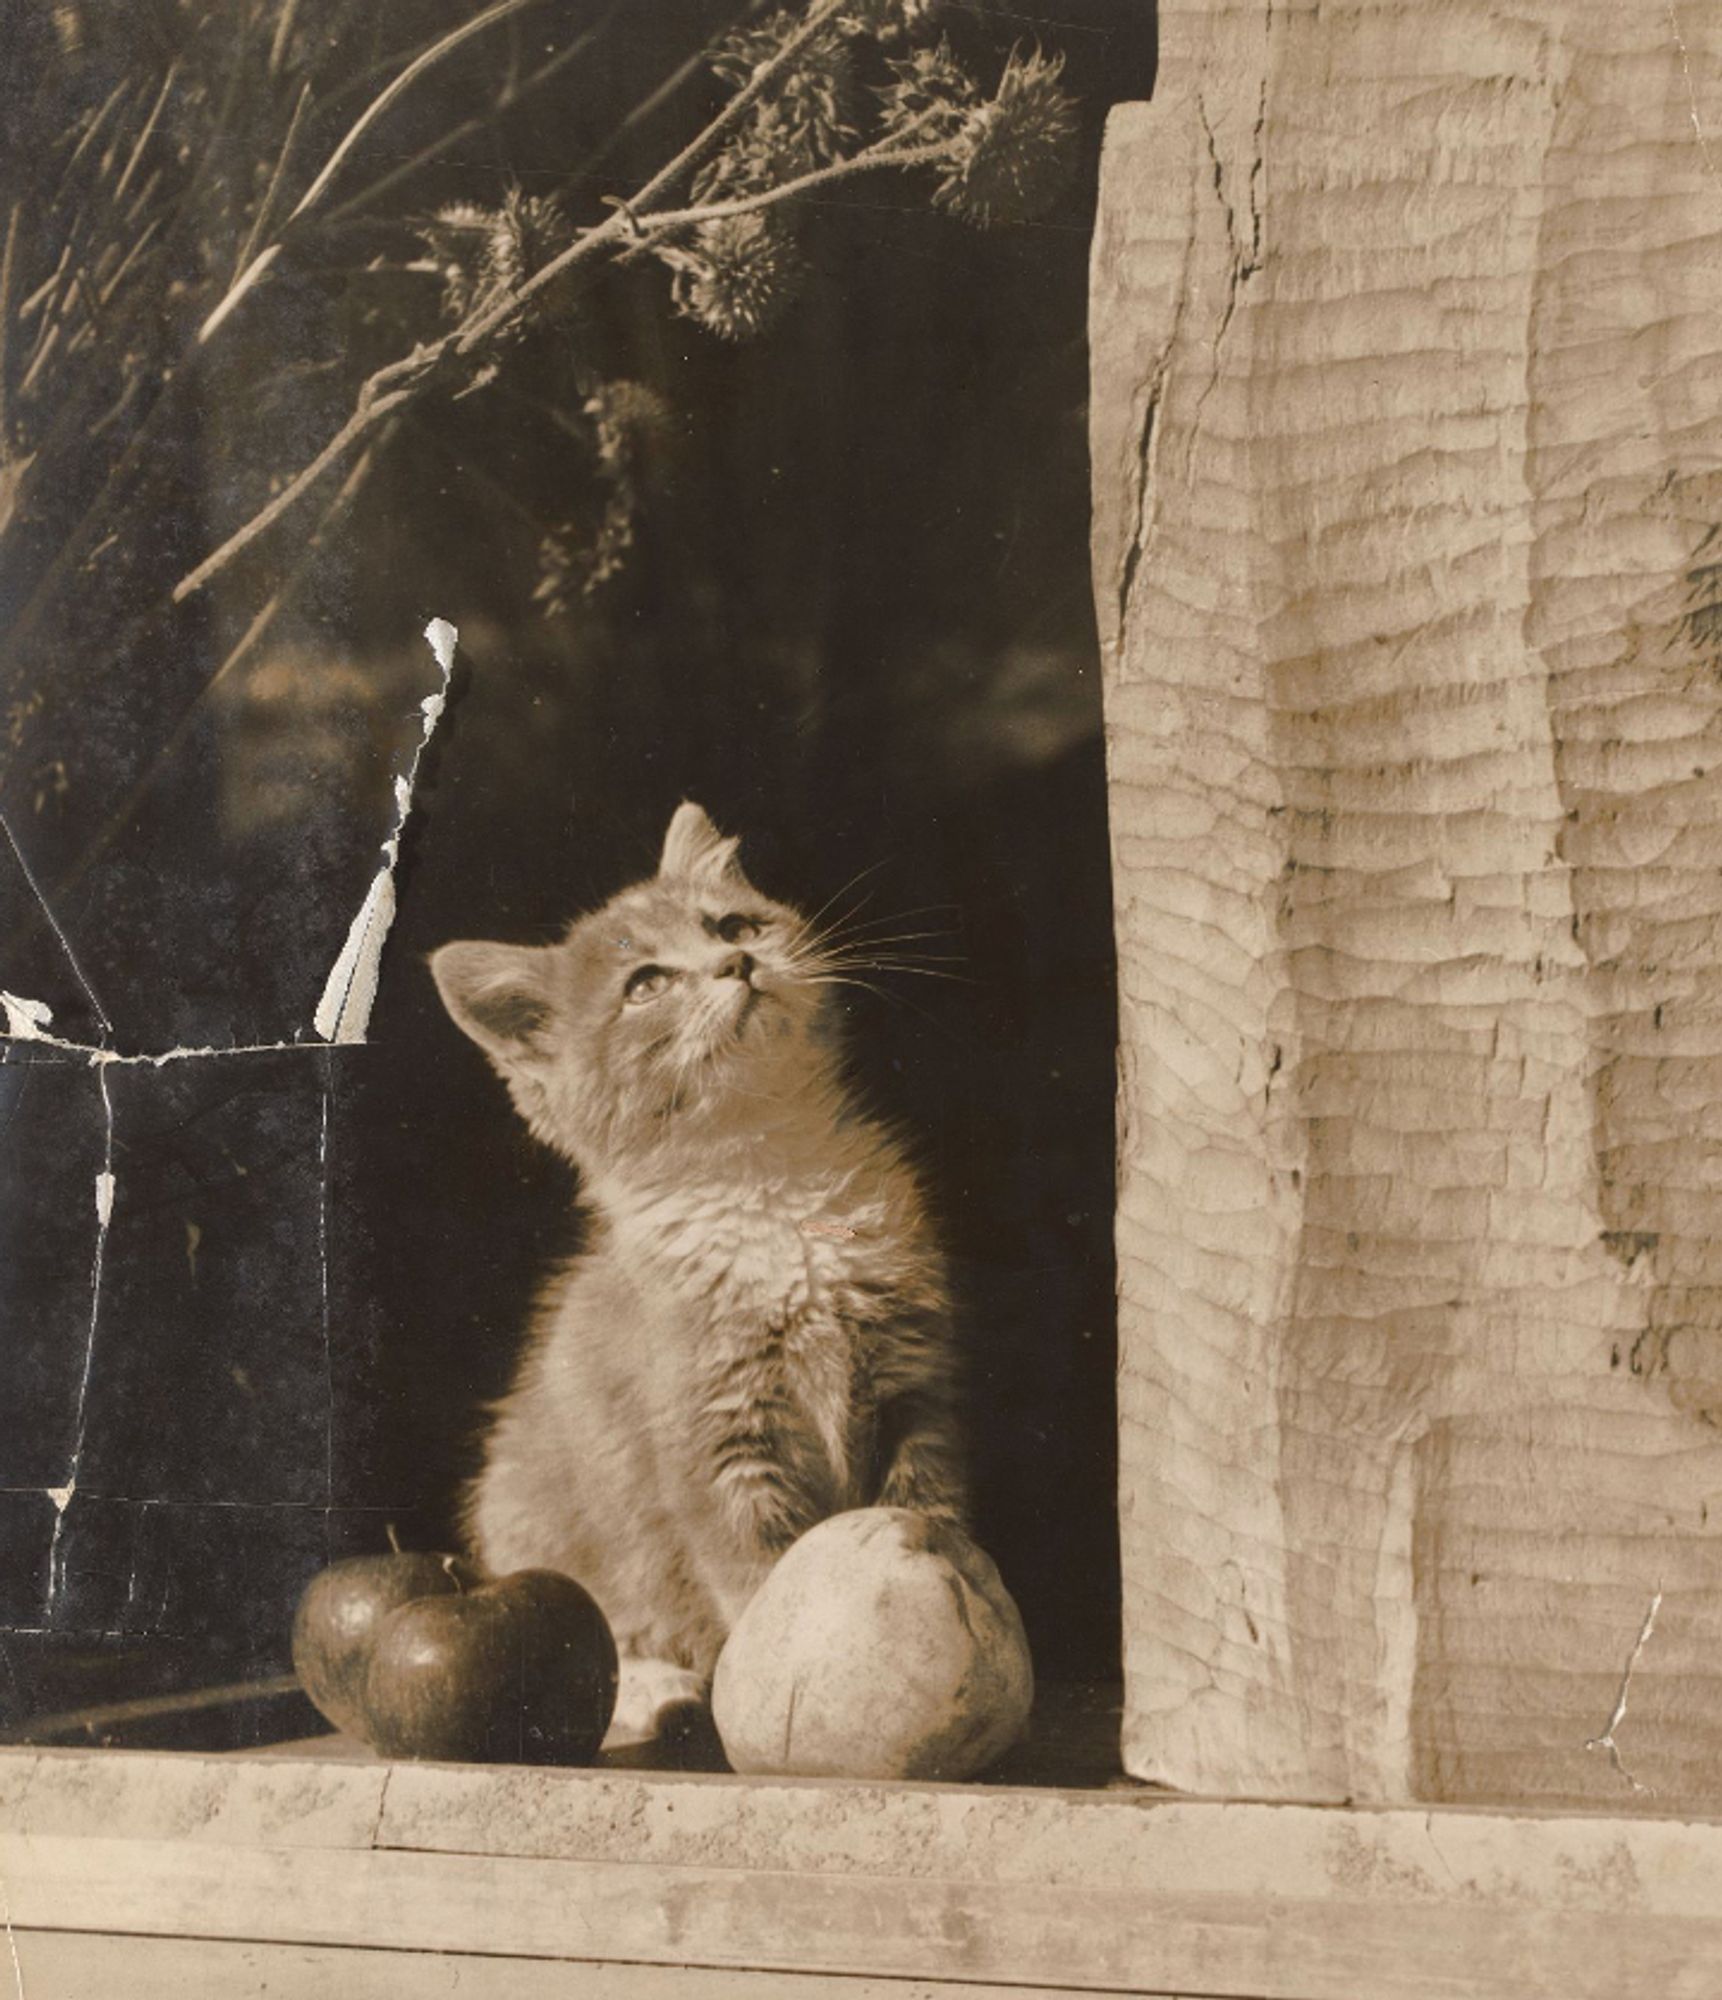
[431, 803, 965, 1738]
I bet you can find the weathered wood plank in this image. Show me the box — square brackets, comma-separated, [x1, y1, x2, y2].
[6, 1748, 1722, 1997]
[1096, 0, 1722, 1808]
[10, 1825, 1722, 1997]
[11, 1933, 1152, 2000]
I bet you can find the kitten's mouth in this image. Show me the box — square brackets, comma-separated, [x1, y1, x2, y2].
[730, 988, 762, 1036]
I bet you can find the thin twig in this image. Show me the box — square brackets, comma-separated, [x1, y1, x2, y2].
[632, 0, 848, 215]
[322, 6, 621, 228]
[0, 12, 257, 688]
[52, 79, 134, 208]
[0, 203, 19, 448]
[203, 0, 556, 344]
[287, 0, 550, 227]
[231, 79, 314, 287]
[269, 0, 302, 78]
[172, 355, 436, 601]
[552, 0, 767, 204]
[113, 63, 180, 205]
[202, 0, 554, 342]
[98, 212, 166, 309]
[455, 0, 864, 351]
[635, 133, 951, 239]
[174, 0, 949, 602]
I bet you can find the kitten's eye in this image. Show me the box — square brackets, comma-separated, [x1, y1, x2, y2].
[624, 964, 672, 1005]
[715, 913, 762, 944]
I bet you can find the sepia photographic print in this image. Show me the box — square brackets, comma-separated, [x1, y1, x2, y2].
[6, 0, 1722, 1995]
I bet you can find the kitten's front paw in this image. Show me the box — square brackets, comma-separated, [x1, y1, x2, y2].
[605, 1658, 711, 1750]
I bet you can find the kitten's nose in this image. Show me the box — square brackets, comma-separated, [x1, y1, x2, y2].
[714, 950, 755, 984]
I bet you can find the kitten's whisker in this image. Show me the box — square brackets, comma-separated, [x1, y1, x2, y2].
[804, 972, 953, 1040]
[815, 929, 961, 955]
[788, 861, 892, 950]
[813, 942, 966, 963]
[790, 933, 964, 962]
[817, 957, 976, 987]
[788, 889, 960, 962]
[808, 913, 963, 954]
[791, 899, 889, 963]
[800, 948, 971, 975]
[818, 901, 961, 931]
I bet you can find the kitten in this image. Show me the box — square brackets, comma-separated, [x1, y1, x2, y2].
[431, 803, 965, 1740]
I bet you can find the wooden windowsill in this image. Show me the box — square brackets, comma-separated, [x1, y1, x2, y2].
[5, 1726, 1722, 1999]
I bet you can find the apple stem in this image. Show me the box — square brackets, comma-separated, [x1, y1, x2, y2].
[385, 1522, 403, 1555]
[441, 1553, 466, 1594]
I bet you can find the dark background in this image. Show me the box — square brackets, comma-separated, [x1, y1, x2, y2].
[0, 0, 1153, 1731]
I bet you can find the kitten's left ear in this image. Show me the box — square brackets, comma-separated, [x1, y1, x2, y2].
[659, 801, 741, 884]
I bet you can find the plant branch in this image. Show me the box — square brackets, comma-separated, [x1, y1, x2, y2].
[172, 0, 945, 604]
[636, 133, 953, 239]
[0, 15, 257, 691]
[553, 1, 766, 206]
[454, 0, 852, 355]
[171, 351, 443, 603]
[231, 79, 313, 287]
[269, 0, 302, 78]
[630, 0, 849, 216]
[287, 0, 547, 228]
[201, 0, 554, 343]
[114, 62, 179, 206]
[0, 203, 18, 451]
[323, 6, 622, 229]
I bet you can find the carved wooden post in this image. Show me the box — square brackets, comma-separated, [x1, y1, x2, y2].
[1094, 0, 1722, 1808]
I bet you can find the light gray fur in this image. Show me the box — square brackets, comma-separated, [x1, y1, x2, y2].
[432, 804, 964, 1738]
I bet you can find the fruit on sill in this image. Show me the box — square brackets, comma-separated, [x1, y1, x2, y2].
[361, 1567, 618, 1764]
[292, 1550, 481, 1738]
[292, 1554, 618, 1764]
[711, 1506, 1034, 1781]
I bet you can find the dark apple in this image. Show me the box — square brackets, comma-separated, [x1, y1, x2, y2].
[292, 1550, 481, 1737]
[362, 1568, 618, 1765]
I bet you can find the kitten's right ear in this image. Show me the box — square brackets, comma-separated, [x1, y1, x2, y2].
[430, 941, 558, 1067]
[660, 801, 741, 884]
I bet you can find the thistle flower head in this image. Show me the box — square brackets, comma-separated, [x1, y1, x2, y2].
[879, 38, 977, 146]
[840, 0, 944, 40]
[417, 190, 575, 325]
[702, 13, 859, 196]
[482, 188, 576, 299]
[533, 379, 675, 615]
[536, 500, 635, 612]
[584, 379, 675, 472]
[418, 202, 493, 321]
[932, 47, 1078, 229]
[657, 213, 803, 342]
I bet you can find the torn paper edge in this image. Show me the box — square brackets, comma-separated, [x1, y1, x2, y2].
[314, 616, 457, 1044]
[0, 998, 334, 1069]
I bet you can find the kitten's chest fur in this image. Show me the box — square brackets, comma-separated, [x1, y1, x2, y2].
[604, 1150, 930, 1491]
[618, 1158, 901, 1330]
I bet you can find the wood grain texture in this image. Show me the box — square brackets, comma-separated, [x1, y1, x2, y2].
[10, 1933, 1152, 2000]
[1095, 0, 1722, 1807]
[7, 1748, 1722, 1997]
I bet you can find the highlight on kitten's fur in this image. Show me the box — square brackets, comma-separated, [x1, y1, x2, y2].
[431, 803, 965, 1740]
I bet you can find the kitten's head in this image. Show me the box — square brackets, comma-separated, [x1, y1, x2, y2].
[431, 804, 835, 1166]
